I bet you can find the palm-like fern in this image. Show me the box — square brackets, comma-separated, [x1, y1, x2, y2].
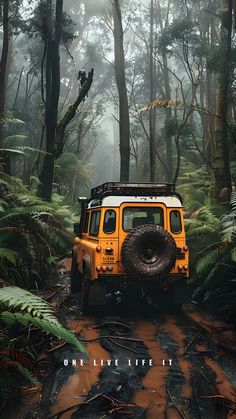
[0, 170, 74, 287]
[0, 287, 86, 411]
[0, 286, 85, 352]
[188, 197, 236, 319]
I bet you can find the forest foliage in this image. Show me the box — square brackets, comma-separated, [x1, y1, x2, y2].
[0, 0, 236, 409]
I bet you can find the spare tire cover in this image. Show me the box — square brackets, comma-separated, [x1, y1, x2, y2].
[121, 224, 177, 279]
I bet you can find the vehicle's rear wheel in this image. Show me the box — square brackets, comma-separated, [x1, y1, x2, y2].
[70, 254, 82, 292]
[80, 267, 90, 315]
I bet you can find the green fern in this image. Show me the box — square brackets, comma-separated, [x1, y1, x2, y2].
[0, 286, 60, 323]
[16, 364, 38, 385]
[0, 287, 86, 352]
[195, 247, 224, 277]
[1, 311, 85, 352]
[0, 248, 18, 265]
[0, 170, 73, 286]
[230, 192, 236, 212]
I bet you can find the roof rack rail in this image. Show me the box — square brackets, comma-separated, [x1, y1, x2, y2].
[91, 182, 182, 201]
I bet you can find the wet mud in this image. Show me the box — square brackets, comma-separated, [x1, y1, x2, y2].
[17, 270, 236, 419]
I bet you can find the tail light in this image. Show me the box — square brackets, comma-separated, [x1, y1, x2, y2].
[184, 264, 188, 270]
[183, 245, 188, 251]
[101, 265, 107, 272]
[107, 265, 113, 271]
[96, 265, 101, 271]
[178, 264, 183, 271]
[96, 246, 101, 252]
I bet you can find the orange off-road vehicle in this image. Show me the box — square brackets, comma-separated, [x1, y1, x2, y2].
[71, 182, 191, 313]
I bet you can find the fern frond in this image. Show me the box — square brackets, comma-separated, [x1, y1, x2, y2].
[187, 225, 215, 237]
[1, 311, 86, 353]
[204, 266, 222, 288]
[230, 192, 236, 212]
[3, 135, 29, 145]
[17, 365, 38, 385]
[196, 247, 226, 277]
[0, 287, 58, 323]
[0, 248, 18, 265]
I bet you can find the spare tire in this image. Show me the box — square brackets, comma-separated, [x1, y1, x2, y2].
[121, 224, 177, 280]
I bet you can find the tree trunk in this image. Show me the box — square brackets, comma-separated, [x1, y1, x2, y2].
[112, 0, 130, 181]
[0, 0, 11, 173]
[213, 0, 232, 203]
[162, 55, 173, 182]
[156, 0, 172, 182]
[55, 68, 94, 158]
[38, 0, 63, 201]
[149, 0, 156, 182]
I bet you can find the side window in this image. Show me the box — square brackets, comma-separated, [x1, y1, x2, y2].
[170, 210, 182, 234]
[83, 212, 90, 233]
[89, 211, 101, 236]
[103, 210, 116, 234]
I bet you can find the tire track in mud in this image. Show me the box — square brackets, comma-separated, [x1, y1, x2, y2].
[132, 320, 171, 417]
[176, 311, 236, 419]
[131, 312, 236, 419]
[133, 314, 193, 419]
[50, 318, 109, 419]
[71, 316, 150, 418]
[48, 307, 236, 419]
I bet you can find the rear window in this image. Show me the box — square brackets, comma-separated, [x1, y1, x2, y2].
[103, 210, 116, 234]
[123, 207, 164, 231]
[170, 210, 182, 234]
[83, 212, 90, 233]
[89, 211, 101, 236]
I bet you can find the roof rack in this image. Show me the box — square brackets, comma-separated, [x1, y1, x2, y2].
[91, 182, 182, 201]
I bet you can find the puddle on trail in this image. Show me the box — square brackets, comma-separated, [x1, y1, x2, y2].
[50, 318, 109, 419]
[132, 315, 193, 418]
[132, 321, 170, 417]
[159, 314, 192, 399]
[195, 343, 236, 419]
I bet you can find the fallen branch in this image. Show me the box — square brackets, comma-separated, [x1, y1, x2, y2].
[47, 340, 67, 353]
[48, 392, 104, 419]
[79, 335, 141, 343]
[100, 406, 134, 417]
[182, 331, 202, 355]
[45, 285, 67, 301]
[95, 321, 132, 330]
[99, 395, 136, 418]
[166, 386, 186, 419]
[108, 337, 137, 353]
[101, 394, 135, 407]
[178, 350, 213, 358]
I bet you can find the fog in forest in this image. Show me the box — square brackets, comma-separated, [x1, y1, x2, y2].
[1, 2, 236, 413]
[5, 0, 235, 201]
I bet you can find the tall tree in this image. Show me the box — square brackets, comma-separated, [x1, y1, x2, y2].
[37, 0, 63, 201]
[156, 0, 173, 182]
[37, 0, 93, 201]
[0, 0, 10, 173]
[112, 0, 130, 181]
[213, 0, 233, 203]
[149, 0, 156, 182]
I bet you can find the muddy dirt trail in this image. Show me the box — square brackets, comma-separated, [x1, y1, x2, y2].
[15, 266, 236, 419]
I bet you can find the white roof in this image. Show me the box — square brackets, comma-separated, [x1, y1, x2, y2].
[87, 195, 182, 208]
